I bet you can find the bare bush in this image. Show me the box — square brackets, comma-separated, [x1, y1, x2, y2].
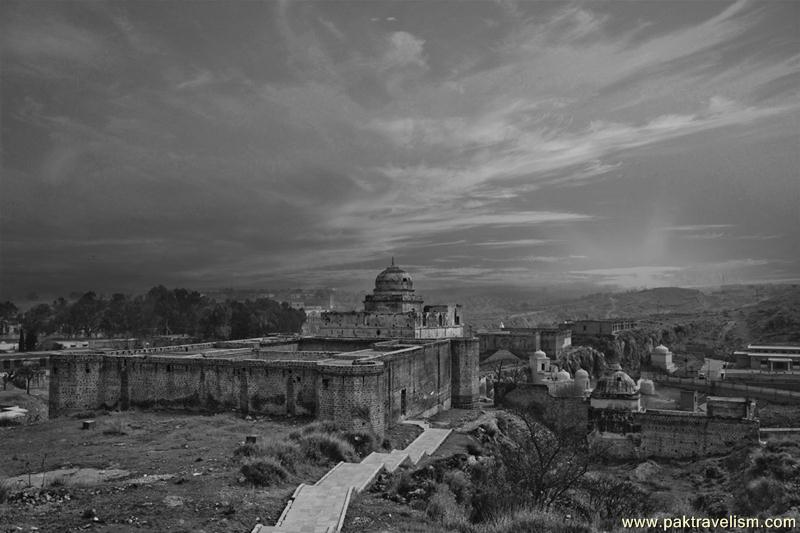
[426, 483, 468, 528]
[240, 457, 289, 486]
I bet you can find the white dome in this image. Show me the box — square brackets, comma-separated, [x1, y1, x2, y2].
[533, 349, 548, 359]
[575, 368, 590, 379]
[653, 344, 669, 355]
[638, 379, 656, 395]
[556, 369, 572, 381]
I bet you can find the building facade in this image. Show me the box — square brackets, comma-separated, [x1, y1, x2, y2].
[47, 265, 479, 437]
[478, 327, 572, 360]
[318, 261, 464, 339]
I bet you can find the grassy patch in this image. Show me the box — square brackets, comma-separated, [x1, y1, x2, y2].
[468, 508, 593, 533]
[296, 431, 358, 464]
[240, 457, 289, 487]
[101, 417, 129, 435]
[0, 480, 11, 503]
[48, 475, 67, 488]
[426, 484, 468, 529]
[288, 420, 341, 439]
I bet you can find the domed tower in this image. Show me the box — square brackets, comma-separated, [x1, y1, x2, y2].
[650, 344, 677, 373]
[590, 363, 642, 411]
[575, 368, 590, 391]
[364, 258, 424, 313]
[529, 349, 551, 384]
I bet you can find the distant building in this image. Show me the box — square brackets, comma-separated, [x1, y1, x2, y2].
[478, 326, 572, 360]
[318, 261, 463, 339]
[0, 341, 17, 353]
[698, 358, 726, 380]
[650, 344, 677, 373]
[52, 340, 90, 350]
[590, 362, 643, 412]
[495, 361, 760, 460]
[1, 321, 21, 339]
[733, 344, 800, 372]
[570, 318, 637, 340]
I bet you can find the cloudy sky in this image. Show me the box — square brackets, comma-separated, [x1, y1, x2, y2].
[2, 0, 799, 298]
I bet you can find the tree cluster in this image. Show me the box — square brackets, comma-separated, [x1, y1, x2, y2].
[469, 409, 598, 522]
[8, 287, 306, 351]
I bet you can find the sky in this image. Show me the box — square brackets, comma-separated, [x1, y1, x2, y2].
[1, 0, 799, 299]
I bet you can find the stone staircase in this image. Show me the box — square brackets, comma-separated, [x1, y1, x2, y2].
[252, 423, 451, 533]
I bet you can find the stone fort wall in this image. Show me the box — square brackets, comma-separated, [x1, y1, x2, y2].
[49, 338, 479, 436]
[635, 410, 759, 458]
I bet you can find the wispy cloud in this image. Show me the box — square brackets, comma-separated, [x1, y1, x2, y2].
[2, 0, 798, 296]
[662, 224, 735, 232]
[475, 239, 553, 247]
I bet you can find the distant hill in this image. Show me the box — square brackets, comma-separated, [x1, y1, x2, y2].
[744, 288, 800, 343]
[464, 284, 796, 330]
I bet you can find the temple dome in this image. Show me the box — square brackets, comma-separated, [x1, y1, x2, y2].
[592, 363, 639, 398]
[575, 368, 589, 379]
[374, 260, 414, 292]
[556, 369, 572, 381]
[533, 349, 548, 359]
[653, 344, 669, 355]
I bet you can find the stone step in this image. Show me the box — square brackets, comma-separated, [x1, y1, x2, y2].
[383, 450, 410, 472]
[253, 426, 453, 533]
[358, 451, 388, 466]
[315, 462, 383, 493]
[274, 484, 352, 532]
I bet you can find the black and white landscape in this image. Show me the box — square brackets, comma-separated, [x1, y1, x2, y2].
[1, 2, 799, 532]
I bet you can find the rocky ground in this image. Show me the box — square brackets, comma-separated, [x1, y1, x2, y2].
[0, 409, 312, 532]
[344, 408, 800, 533]
[0, 404, 418, 533]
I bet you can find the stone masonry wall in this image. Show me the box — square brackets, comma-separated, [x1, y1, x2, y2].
[49, 336, 479, 438]
[377, 341, 452, 425]
[479, 331, 571, 359]
[50, 354, 321, 418]
[450, 338, 480, 409]
[318, 312, 417, 338]
[317, 362, 386, 435]
[48, 354, 103, 414]
[635, 410, 759, 458]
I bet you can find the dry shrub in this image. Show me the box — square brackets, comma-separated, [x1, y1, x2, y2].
[240, 457, 289, 486]
[297, 432, 357, 464]
[233, 442, 265, 459]
[426, 483, 468, 528]
[233, 439, 302, 471]
[48, 475, 67, 488]
[387, 470, 415, 499]
[261, 441, 303, 472]
[443, 470, 472, 505]
[472, 508, 593, 533]
[0, 480, 11, 503]
[289, 420, 341, 440]
[343, 430, 377, 457]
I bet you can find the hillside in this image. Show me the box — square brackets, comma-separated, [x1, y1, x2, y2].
[460, 284, 800, 369]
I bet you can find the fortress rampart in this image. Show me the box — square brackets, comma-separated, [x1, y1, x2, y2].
[48, 336, 479, 437]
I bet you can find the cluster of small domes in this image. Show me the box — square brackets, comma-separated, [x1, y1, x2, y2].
[592, 362, 639, 398]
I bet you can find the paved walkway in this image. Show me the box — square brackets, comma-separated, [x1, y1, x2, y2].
[252, 422, 451, 533]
